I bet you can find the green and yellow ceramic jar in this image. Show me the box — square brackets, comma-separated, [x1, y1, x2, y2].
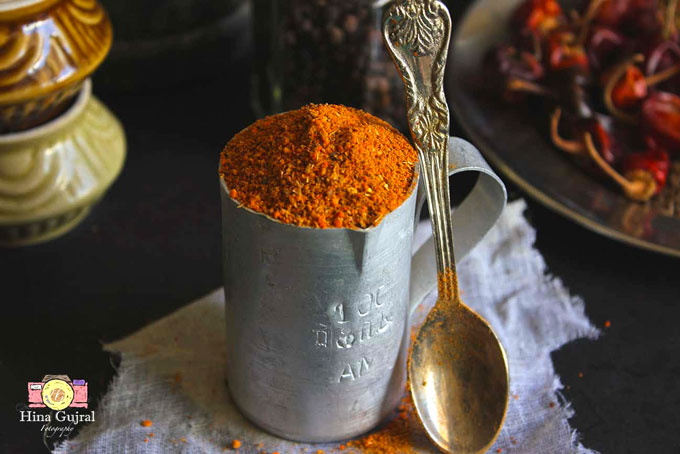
[0, 79, 125, 246]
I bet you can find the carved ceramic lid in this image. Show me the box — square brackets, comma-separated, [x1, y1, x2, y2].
[0, 0, 112, 106]
[0, 0, 60, 16]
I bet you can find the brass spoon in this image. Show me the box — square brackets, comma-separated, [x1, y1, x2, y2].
[383, 2, 509, 453]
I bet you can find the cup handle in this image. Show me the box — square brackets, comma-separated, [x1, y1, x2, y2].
[409, 137, 507, 315]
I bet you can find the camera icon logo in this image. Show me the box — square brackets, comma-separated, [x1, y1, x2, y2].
[28, 375, 88, 410]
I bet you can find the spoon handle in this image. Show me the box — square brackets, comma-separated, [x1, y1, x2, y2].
[383, 0, 458, 300]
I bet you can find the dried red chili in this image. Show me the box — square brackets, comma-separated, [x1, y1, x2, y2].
[595, 0, 632, 28]
[485, 44, 547, 101]
[642, 91, 680, 153]
[513, 0, 564, 36]
[547, 31, 590, 72]
[550, 108, 620, 165]
[622, 146, 670, 193]
[611, 65, 648, 108]
[603, 53, 680, 121]
[584, 133, 659, 200]
[596, 0, 660, 33]
[588, 119, 620, 164]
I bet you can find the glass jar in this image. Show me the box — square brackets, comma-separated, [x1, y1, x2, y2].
[251, 0, 408, 132]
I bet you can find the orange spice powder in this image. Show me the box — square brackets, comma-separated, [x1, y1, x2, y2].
[220, 104, 418, 229]
[346, 394, 417, 454]
[437, 267, 459, 301]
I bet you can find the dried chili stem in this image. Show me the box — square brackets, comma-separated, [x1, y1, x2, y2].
[569, 9, 581, 23]
[663, 0, 679, 39]
[507, 78, 552, 96]
[578, 0, 607, 45]
[550, 108, 585, 154]
[584, 133, 656, 201]
[645, 61, 680, 86]
[531, 32, 543, 61]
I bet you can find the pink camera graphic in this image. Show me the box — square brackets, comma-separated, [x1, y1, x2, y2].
[28, 375, 88, 409]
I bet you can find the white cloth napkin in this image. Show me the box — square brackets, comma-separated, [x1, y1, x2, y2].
[54, 200, 600, 454]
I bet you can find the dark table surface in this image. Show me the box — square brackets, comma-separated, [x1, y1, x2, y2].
[1, 2, 679, 453]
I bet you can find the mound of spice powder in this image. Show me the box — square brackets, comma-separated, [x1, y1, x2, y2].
[219, 104, 417, 229]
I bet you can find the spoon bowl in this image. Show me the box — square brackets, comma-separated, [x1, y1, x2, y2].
[410, 301, 509, 453]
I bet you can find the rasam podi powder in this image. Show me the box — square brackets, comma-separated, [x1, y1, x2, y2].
[219, 104, 417, 229]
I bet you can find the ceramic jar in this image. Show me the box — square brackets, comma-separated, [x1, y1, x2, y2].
[0, 0, 112, 133]
[0, 79, 125, 246]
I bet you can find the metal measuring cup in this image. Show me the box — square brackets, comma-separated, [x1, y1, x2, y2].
[220, 137, 506, 442]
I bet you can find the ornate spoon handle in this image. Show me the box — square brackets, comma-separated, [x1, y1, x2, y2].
[383, 0, 457, 301]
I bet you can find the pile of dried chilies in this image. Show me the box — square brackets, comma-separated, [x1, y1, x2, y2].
[486, 0, 680, 202]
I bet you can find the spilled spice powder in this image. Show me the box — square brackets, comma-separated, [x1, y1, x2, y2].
[346, 394, 417, 454]
[220, 104, 418, 229]
[219, 327, 428, 454]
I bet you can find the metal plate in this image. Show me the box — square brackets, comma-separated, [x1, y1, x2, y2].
[447, 0, 680, 258]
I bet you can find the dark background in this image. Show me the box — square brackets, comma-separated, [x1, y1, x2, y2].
[1, 1, 679, 453]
